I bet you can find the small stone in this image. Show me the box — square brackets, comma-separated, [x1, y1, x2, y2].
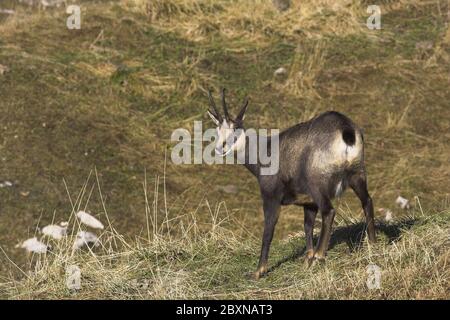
[40, 0, 64, 8]
[19, 237, 48, 254]
[216, 185, 238, 194]
[272, 0, 291, 12]
[415, 41, 433, 51]
[73, 231, 100, 250]
[274, 67, 287, 77]
[0, 181, 13, 188]
[42, 224, 67, 240]
[0, 9, 15, 15]
[0, 64, 9, 75]
[76, 210, 104, 229]
[395, 196, 410, 210]
[384, 210, 393, 222]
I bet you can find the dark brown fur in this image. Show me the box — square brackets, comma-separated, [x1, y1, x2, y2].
[207, 91, 376, 279]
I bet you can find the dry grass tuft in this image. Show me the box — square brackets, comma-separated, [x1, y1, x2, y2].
[282, 41, 327, 100]
[2, 185, 449, 299]
[122, 0, 370, 44]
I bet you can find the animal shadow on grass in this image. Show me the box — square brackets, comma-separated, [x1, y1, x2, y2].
[327, 218, 417, 252]
[268, 218, 417, 273]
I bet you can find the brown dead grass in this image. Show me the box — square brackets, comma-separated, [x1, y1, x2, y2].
[0, 0, 449, 299]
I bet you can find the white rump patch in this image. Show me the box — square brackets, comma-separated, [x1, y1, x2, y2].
[332, 131, 362, 164]
[311, 131, 363, 173]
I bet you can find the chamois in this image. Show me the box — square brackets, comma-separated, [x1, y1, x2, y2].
[207, 89, 375, 279]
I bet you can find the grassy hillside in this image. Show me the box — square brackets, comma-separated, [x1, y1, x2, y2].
[1, 204, 449, 299]
[0, 0, 449, 298]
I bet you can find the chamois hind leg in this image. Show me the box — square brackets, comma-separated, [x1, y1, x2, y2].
[311, 194, 336, 261]
[303, 202, 318, 264]
[254, 198, 280, 279]
[350, 173, 376, 243]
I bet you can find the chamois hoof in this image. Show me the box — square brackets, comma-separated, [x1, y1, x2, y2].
[304, 249, 315, 267]
[309, 253, 326, 268]
[252, 266, 268, 280]
[304, 252, 326, 268]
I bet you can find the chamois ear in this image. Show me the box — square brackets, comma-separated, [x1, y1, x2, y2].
[235, 98, 249, 123]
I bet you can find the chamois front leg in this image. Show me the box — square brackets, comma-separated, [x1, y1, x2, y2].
[254, 198, 280, 279]
[303, 203, 318, 265]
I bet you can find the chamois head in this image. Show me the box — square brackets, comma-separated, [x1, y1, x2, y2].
[207, 89, 249, 157]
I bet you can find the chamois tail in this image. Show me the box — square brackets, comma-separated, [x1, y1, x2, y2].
[342, 127, 356, 146]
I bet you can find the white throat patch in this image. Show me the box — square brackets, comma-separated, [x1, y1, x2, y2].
[215, 120, 246, 156]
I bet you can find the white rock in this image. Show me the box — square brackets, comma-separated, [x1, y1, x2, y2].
[274, 67, 287, 76]
[395, 196, 410, 210]
[20, 237, 48, 254]
[415, 41, 433, 50]
[0, 9, 15, 15]
[378, 207, 394, 223]
[76, 211, 104, 229]
[384, 209, 393, 223]
[216, 184, 238, 194]
[42, 224, 67, 240]
[0, 180, 13, 188]
[0, 64, 9, 75]
[40, 0, 64, 7]
[73, 231, 100, 250]
[19, 0, 37, 5]
[272, 0, 290, 12]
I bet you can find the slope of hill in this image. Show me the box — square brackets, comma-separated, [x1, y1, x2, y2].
[0, 0, 449, 298]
